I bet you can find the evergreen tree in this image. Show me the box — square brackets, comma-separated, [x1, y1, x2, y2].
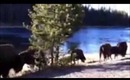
[25, 4, 85, 66]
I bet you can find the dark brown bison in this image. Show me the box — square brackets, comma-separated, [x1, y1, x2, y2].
[100, 42, 128, 61]
[70, 49, 86, 64]
[99, 43, 111, 61]
[0, 44, 36, 78]
[110, 42, 127, 59]
[117, 42, 127, 57]
[110, 46, 120, 59]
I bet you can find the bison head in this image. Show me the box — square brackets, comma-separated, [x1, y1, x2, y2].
[18, 47, 37, 70]
[117, 42, 127, 57]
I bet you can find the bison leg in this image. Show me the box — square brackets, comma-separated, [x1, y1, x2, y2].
[110, 54, 112, 60]
[108, 53, 112, 60]
[103, 53, 107, 61]
[107, 53, 111, 60]
[109, 55, 112, 60]
[114, 54, 117, 59]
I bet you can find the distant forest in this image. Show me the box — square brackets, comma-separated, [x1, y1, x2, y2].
[83, 6, 130, 26]
[0, 4, 33, 26]
[0, 4, 130, 27]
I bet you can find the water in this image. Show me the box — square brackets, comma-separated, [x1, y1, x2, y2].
[60, 27, 130, 54]
[0, 26, 130, 54]
[0, 28, 31, 39]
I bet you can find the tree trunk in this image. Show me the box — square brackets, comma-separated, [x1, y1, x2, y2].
[55, 45, 59, 65]
[50, 42, 54, 66]
[70, 50, 73, 65]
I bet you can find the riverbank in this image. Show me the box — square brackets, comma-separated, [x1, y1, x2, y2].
[8, 43, 130, 78]
[12, 52, 129, 78]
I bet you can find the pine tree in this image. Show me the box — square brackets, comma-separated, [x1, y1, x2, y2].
[25, 4, 85, 67]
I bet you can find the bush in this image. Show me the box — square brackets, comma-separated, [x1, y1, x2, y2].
[58, 53, 77, 66]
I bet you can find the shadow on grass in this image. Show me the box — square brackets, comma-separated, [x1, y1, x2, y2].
[87, 60, 99, 63]
[120, 57, 130, 61]
[97, 60, 130, 72]
[20, 65, 88, 78]
[20, 57, 130, 78]
[97, 57, 130, 72]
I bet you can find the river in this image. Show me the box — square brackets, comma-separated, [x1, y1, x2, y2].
[0, 26, 130, 54]
[60, 27, 130, 54]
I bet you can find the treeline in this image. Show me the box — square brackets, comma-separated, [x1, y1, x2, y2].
[0, 4, 32, 26]
[83, 6, 130, 26]
[0, 4, 129, 27]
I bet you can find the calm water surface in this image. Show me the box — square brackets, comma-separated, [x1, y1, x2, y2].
[0, 26, 130, 54]
[60, 27, 130, 54]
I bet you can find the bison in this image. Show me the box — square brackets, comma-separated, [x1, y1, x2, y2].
[110, 42, 127, 59]
[99, 42, 128, 61]
[110, 46, 120, 59]
[117, 42, 127, 57]
[70, 49, 86, 65]
[99, 43, 112, 61]
[0, 44, 36, 78]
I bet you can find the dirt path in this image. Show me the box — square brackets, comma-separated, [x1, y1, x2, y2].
[20, 56, 130, 78]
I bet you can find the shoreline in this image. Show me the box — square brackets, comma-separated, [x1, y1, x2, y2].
[10, 52, 130, 78]
[8, 42, 130, 78]
[19, 54, 130, 78]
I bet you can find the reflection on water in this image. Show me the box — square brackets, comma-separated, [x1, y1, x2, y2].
[60, 27, 130, 54]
